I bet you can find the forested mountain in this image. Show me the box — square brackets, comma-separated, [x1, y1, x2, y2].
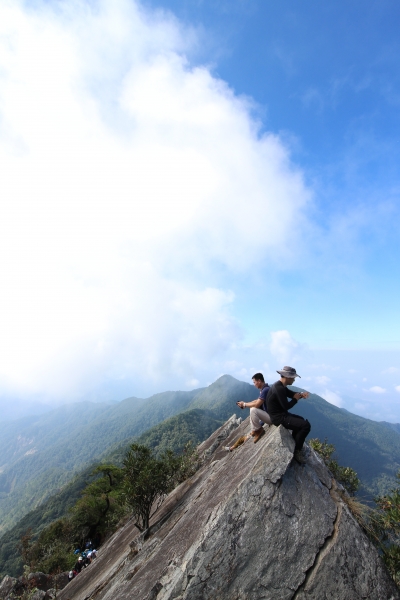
[0, 375, 400, 574]
[292, 388, 400, 500]
[0, 400, 54, 423]
[3, 375, 400, 535]
[0, 401, 113, 471]
[2, 374, 400, 580]
[0, 390, 202, 532]
[381, 421, 400, 435]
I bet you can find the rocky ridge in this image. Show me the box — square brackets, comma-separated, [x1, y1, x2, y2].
[56, 415, 399, 600]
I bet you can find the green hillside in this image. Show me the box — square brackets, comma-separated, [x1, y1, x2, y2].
[381, 421, 400, 435]
[0, 465, 98, 579]
[3, 375, 400, 535]
[0, 401, 113, 470]
[106, 408, 224, 462]
[0, 389, 202, 532]
[188, 375, 258, 419]
[0, 407, 224, 579]
[293, 388, 400, 499]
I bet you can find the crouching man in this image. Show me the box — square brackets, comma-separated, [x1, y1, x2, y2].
[267, 366, 311, 462]
[236, 373, 272, 443]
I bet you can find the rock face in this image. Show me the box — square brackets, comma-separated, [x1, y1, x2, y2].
[58, 416, 399, 600]
[0, 570, 68, 599]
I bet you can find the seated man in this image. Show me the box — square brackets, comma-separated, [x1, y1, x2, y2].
[266, 366, 311, 461]
[236, 372, 272, 443]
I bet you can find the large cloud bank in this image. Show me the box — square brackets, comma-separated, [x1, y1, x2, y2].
[0, 0, 310, 401]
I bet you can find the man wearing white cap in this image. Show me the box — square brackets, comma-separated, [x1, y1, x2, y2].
[266, 366, 311, 462]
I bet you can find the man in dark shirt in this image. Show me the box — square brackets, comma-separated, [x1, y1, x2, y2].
[267, 366, 311, 461]
[74, 557, 84, 573]
[236, 373, 272, 443]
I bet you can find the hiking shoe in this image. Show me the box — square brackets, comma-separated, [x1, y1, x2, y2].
[231, 435, 247, 450]
[253, 428, 265, 444]
[293, 450, 307, 464]
[223, 446, 231, 452]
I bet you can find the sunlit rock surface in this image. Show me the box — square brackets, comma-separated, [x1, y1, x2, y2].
[58, 416, 399, 600]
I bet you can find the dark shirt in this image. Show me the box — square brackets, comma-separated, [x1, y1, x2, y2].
[74, 561, 83, 573]
[266, 380, 298, 424]
[259, 383, 270, 412]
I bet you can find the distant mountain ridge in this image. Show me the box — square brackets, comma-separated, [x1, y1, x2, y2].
[3, 375, 400, 536]
[1, 375, 400, 537]
[2, 374, 400, 579]
[381, 421, 400, 435]
[0, 389, 203, 532]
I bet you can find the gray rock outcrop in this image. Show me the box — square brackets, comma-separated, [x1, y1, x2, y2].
[58, 416, 399, 600]
[0, 571, 69, 600]
[0, 575, 21, 599]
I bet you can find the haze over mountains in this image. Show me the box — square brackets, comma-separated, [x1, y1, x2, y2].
[1, 374, 400, 578]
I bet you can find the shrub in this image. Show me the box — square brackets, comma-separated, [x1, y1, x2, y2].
[371, 475, 400, 585]
[309, 438, 360, 495]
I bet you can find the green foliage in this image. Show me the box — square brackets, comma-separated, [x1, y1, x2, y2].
[135, 409, 223, 456]
[20, 520, 76, 574]
[309, 438, 360, 495]
[15, 442, 199, 575]
[122, 443, 189, 532]
[367, 474, 400, 586]
[0, 409, 212, 579]
[70, 464, 125, 543]
[308, 438, 335, 463]
[18, 465, 127, 575]
[381, 544, 400, 587]
[0, 466, 94, 579]
[0, 389, 199, 533]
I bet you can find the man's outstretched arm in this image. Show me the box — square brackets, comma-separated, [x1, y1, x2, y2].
[237, 398, 264, 409]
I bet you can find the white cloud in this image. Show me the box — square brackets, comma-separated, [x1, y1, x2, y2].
[395, 386, 400, 393]
[368, 386, 386, 394]
[186, 378, 200, 388]
[322, 389, 343, 408]
[270, 330, 303, 366]
[382, 367, 399, 374]
[0, 1, 310, 401]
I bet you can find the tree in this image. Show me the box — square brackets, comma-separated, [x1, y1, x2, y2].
[71, 464, 125, 544]
[122, 444, 185, 532]
[20, 518, 76, 574]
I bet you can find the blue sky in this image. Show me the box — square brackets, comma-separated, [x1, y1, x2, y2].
[0, 0, 399, 421]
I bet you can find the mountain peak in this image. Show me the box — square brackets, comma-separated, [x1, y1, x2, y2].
[58, 417, 399, 600]
[212, 373, 241, 384]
